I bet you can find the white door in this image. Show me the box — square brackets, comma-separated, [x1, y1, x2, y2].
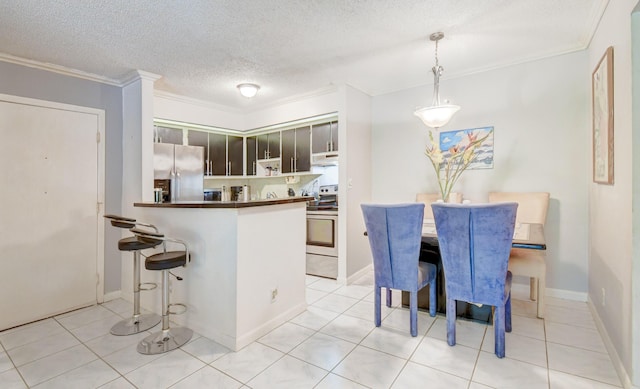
[0, 95, 104, 330]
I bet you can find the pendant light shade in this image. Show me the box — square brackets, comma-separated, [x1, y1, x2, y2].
[414, 32, 460, 129]
[414, 104, 461, 128]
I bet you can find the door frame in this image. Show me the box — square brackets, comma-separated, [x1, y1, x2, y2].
[0, 93, 106, 303]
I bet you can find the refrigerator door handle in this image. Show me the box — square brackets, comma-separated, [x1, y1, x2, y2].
[175, 171, 181, 201]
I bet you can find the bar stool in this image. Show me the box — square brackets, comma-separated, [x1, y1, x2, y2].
[131, 227, 193, 355]
[104, 215, 161, 335]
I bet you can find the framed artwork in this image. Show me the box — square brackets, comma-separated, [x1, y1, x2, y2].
[592, 46, 614, 184]
[439, 126, 494, 170]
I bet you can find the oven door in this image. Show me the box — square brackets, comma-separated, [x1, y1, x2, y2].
[306, 211, 338, 257]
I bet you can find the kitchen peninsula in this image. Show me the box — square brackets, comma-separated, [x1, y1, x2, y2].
[134, 196, 311, 351]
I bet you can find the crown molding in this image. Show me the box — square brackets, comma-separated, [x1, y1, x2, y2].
[121, 70, 162, 86]
[0, 51, 122, 86]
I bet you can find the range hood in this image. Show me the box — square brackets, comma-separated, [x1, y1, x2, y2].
[311, 153, 339, 166]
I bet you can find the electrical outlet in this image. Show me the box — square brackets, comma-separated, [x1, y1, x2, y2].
[601, 288, 606, 306]
[271, 288, 278, 303]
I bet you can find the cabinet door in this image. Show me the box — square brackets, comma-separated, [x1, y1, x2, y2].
[246, 136, 257, 176]
[187, 130, 209, 174]
[209, 133, 227, 176]
[312, 123, 331, 153]
[329, 122, 338, 152]
[295, 126, 311, 172]
[257, 134, 269, 160]
[228, 135, 244, 176]
[155, 126, 183, 145]
[268, 132, 280, 158]
[281, 129, 295, 174]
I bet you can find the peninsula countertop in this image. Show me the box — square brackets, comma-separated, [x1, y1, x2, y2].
[134, 196, 313, 209]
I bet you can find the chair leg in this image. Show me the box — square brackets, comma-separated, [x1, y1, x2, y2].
[537, 276, 545, 319]
[410, 291, 418, 337]
[374, 285, 382, 327]
[530, 277, 537, 301]
[494, 304, 506, 358]
[506, 292, 512, 333]
[428, 281, 436, 317]
[446, 298, 456, 346]
[386, 287, 392, 307]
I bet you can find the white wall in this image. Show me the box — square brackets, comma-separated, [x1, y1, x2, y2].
[154, 92, 244, 130]
[342, 86, 373, 280]
[587, 0, 637, 385]
[371, 51, 590, 294]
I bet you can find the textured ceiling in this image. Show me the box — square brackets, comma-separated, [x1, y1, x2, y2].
[0, 0, 607, 111]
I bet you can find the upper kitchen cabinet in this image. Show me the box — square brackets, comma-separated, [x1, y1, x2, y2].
[281, 126, 311, 174]
[246, 136, 257, 176]
[257, 132, 280, 160]
[312, 121, 338, 154]
[227, 135, 243, 176]
[187, 130, 209, 175]
[208, 133, 227, 176]
[209, 133, 243, 176]
[154, 126, 183, 145]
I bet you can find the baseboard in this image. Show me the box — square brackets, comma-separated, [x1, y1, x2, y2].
[347, 264, 373, 285]
[587, 296, 635, 389]
[510, 283, 587, 302]
[102, 290, 122, 302]
[234, 302, 307, 351]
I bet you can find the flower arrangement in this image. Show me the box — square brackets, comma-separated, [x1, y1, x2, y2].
[425, 128, 493, 202]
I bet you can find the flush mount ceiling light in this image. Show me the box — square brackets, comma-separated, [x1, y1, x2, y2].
[414, 32, 460, 129]
[237, 83, 260, 98]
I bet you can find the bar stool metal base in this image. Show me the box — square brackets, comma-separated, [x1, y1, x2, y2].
[110, 313, 161, 336]
[137, 327, 193, 355]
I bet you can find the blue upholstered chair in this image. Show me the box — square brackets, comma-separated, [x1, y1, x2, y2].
[361, 203, 437, 337]
[431, 202, 518, 358]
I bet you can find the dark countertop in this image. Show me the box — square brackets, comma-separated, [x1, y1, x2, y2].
[134, 196, 313, 209]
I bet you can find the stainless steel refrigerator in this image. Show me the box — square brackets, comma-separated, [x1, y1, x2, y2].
[154, 143, 204, 201]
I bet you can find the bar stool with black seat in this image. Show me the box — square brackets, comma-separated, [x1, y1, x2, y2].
[104, 215, 161, 335]
[130, 227, 193, 355]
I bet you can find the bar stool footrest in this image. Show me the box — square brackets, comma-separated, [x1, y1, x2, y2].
[139, 282, 157, 291]
[168, 303, 187, 315]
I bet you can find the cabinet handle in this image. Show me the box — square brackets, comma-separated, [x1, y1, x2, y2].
[227, 161, 231, 176]
[253, 161, 256, 175]
[326, 141, 330, 152]
[290, 157, 294, 172]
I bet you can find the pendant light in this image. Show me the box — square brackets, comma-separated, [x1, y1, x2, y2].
[414, 32, 460, 128]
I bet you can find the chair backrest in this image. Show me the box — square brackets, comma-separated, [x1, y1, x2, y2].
[431, 203, 518, 306]
[488, 192, 550, 225]
[361, 203, 424, 291]
[416, 192, 462, 220]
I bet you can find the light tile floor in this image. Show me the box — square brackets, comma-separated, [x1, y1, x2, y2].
[0, 271, 623, 388]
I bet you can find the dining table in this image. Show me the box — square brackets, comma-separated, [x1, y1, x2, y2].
[401, 221, 546, 322]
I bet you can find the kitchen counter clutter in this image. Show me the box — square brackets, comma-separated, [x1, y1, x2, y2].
[134, 196, 312, 208]
[132, 198, 308, 351]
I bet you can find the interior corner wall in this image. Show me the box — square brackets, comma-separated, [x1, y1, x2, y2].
[371, 51, 589, 295]
[342, 86, 373, 280]
[588, 0, 637, 384]
[0, 61, 124, 294]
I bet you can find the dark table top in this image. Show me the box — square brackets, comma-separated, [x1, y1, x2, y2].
[421, 221, 546, 250]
